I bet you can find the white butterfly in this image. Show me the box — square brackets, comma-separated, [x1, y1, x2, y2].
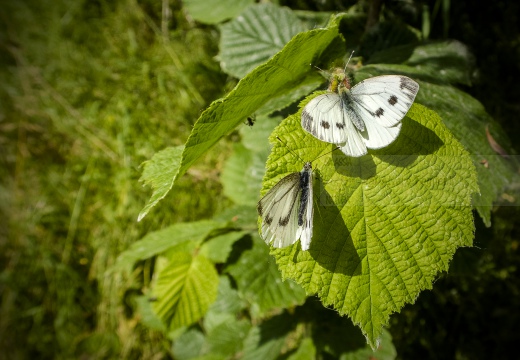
[257, 162, 313, 251]
[301, 68, 419, 157]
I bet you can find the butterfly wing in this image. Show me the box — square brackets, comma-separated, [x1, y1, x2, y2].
[302, 93, 367, 157]
[362, 121, 402, 150]
[350, 75, 419, 128]
[302, 93, 348, 144]
[257, 173, 302, 248]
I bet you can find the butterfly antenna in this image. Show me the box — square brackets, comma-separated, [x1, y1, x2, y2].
[313, 146, 340, 163]
[344, 51, 355, 72]
[276, 136, 306, 163]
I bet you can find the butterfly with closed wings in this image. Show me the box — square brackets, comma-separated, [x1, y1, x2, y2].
[257, 161, 314, 250]
[301, 67, 419, 157]
[257, 140, 337, 251]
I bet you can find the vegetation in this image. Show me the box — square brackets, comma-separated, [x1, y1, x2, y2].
[1, 0, 519, 359]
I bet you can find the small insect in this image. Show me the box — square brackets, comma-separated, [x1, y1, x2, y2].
[245, 114, 256, 127]
[301, 58, 419, 157]
[257, 139, 337, 251]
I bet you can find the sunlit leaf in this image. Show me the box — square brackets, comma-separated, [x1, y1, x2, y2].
[267, 103, 477, 348]
[138, 13, 346, 219]
[227, 236, 306, 317]
[219, 3, 307, 78]
[183, 0, 254, 24]
[138, 145, 183, 221]
[153, 252, 219, 330]
[113, 219, 222, 273]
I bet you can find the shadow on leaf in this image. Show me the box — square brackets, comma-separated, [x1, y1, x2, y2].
[375, 116, 444, 167]
[308, 178, 362, 276]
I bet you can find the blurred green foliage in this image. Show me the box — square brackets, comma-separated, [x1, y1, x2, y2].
[1, 0, 519, 359]
[0, 0, 230, 358]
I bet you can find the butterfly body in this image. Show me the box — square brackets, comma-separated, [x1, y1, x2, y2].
[257, 162, 313, 251]
[302, 69, 419, 157]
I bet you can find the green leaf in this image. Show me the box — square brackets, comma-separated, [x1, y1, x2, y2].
[416, 83, 517, 226]
[359, 21, 420, 61]
[241, 312, 296, 360]
[172, 327, 206, 360]
[139, 14, 346, 219]
[294, 10, 335, 30]
[134, 296, 167, 332]
[152, 252, 219, 330]
[205, 318, 251, 357]
[137, 145, 183, 221]
[297, 298, 393, 357]
[268, 103, 478, 348]
[226, 236, 306, 318]
[182, 0, 254, 24]
[286, 338, 316, 360]
[199, 230, 250, 263]
[203, 276, 247, 333]
[257, 75, 324, 116]
[357, 64, 517, 226]
[366, 40, 474, 86]
[403, 41, 473, 86]
[221, 144, 267, 206]
[213, 204, 259, 229]
[341, 329, 396, 360]
[219, 3, 307, 78]
[113, 219, 222, 273]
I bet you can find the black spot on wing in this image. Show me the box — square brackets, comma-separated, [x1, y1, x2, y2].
[257, 202, 263, 216]
[265, 213, 273, 225]
[301, 110, 314, 129]
[388, 95, 398, 105]
[321, 120, 330, 129]
[336, 122, 345, 129]
[279, 214, 291, 226]
[375, 108, 384, 117]
[399, 77, 419, 100]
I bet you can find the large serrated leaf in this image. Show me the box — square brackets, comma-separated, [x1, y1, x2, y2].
[138, 145, 183, 221]
[265, 103, 477, 348]
[138, 13, 346, 220]
[226, 236, 307, 318]
[219, 3, 307, 78]
[183, 0, 254, 24]
[153, 252, 219, 331]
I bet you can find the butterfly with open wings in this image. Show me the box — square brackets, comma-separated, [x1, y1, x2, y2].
[301, 67, 419, 157]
